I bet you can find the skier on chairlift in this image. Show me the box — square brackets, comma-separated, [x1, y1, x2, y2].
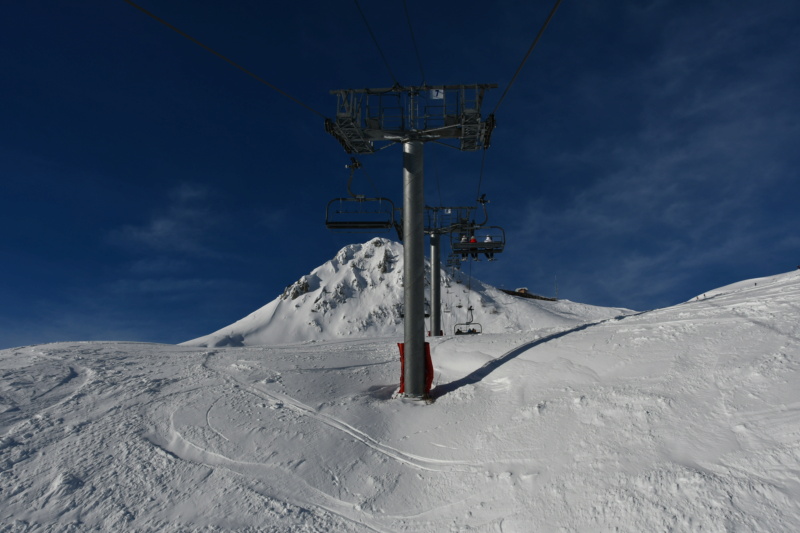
[484, 235, 494, 261]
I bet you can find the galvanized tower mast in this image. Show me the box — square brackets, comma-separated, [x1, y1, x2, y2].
[326, 84, 496, 398]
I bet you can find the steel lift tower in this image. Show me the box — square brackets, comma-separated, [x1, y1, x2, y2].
[326, 84, 496, 398]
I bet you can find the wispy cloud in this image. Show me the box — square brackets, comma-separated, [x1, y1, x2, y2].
[111, 183, 223, 257]
[107, 277, 244, 298]
[255, 206, 291, 229]
[503, 2, 799, 309]
[128, 257, 191, 275]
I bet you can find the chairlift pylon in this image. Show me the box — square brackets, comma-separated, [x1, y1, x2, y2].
[400, 300, 431, 318]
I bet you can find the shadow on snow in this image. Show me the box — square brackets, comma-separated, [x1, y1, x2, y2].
[432, 321, 602, 399]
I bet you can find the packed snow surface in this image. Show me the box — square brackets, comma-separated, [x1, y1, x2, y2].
[2, 268, 800, 531]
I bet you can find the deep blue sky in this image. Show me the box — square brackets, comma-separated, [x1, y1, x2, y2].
[2, 1, 798, 349]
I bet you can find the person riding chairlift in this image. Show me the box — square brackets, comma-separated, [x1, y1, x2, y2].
[484, 235, 494, 261]
[460, 234, 469, 260]
[469, 235, 479, 260]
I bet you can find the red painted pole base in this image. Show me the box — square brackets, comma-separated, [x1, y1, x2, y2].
[397, 342, 433, 395]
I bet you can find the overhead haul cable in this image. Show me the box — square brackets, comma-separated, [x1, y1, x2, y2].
[402, 0, 427, 85]
[353, 0, 400, 86]
[475, 0, 564, 200]
[491, 0, 564, 116]
[122, 0, 327, 119]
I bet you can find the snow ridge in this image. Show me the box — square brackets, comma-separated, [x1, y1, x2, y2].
[184, 238, 630, 347]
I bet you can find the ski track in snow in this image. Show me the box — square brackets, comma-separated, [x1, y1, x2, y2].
[145, 411, 388, 532]
[201, 355, 481, 472]
[142, 346, 525, 529]
[2, 270, 800, 531]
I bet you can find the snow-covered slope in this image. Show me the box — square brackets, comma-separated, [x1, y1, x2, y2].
[2, 269, 799, 531]
[184, 237, 630, 347]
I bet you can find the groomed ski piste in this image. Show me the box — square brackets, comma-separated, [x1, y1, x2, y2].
[2, 246, 799, 531]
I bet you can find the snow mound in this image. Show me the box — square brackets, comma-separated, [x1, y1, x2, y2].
[691, 269, 800, 301]
[184, 237, 631, 347]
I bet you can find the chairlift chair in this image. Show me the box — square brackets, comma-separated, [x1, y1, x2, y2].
[325, 157, 398, 232]
[451, 226, 505, 260]
[325, 196, 396, 232]
[454, 323, 482, 335]
[453, 305, 482, 335]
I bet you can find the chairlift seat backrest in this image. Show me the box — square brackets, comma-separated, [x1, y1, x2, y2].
[325, 197, 396, 232]
[454, 323, 482, 335]
[451, 226, 506, 254]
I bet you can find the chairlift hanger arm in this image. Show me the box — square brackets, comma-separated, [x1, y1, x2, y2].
[476, 198, 489, 226]
[345, 157, 363, 198]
